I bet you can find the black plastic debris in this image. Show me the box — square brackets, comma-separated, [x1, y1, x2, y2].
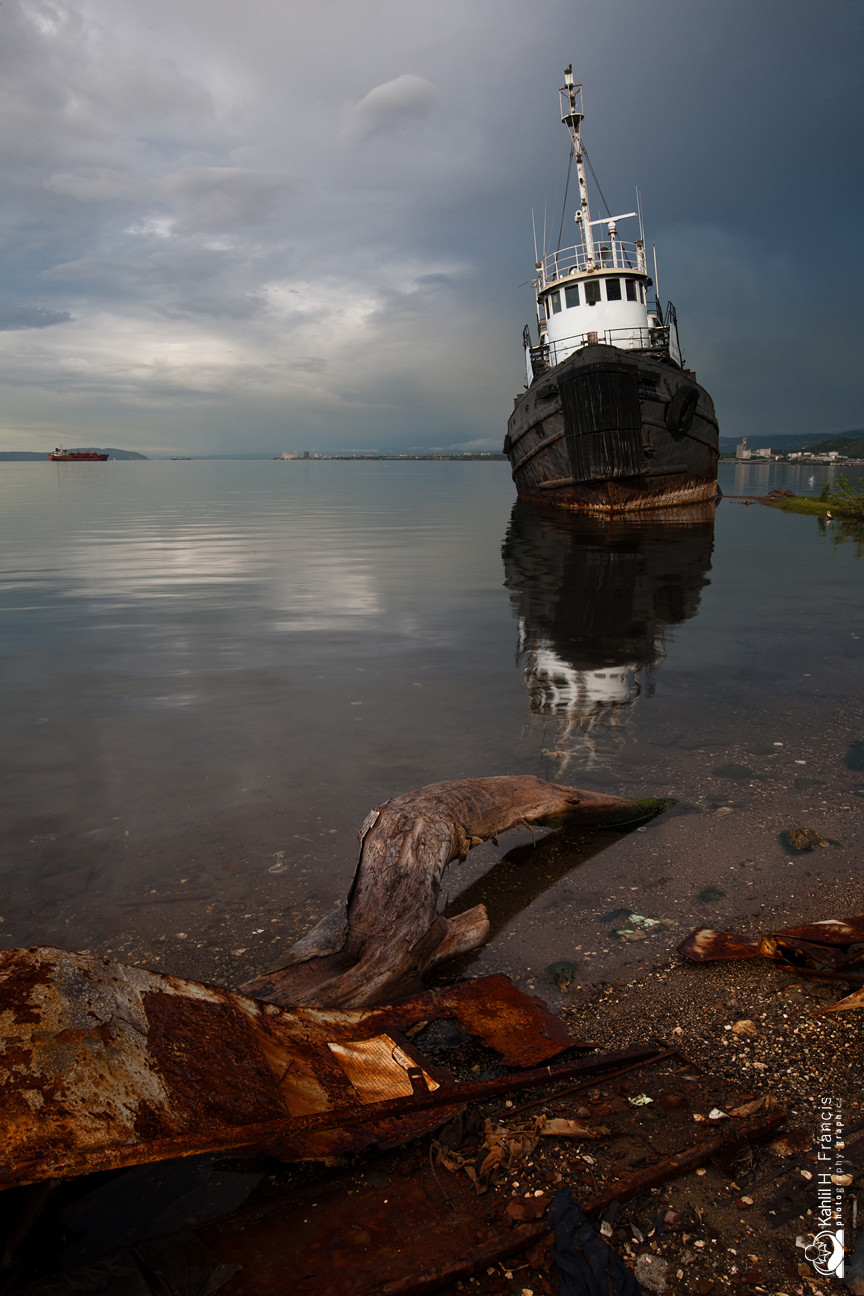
[549, 1187, 641, 1295]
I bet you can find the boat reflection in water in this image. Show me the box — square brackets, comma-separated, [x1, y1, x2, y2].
[502, 502, 716, 771]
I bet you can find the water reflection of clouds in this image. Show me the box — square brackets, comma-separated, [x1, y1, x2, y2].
[62, 528, 269, 602]
[55, 516, 386, 633]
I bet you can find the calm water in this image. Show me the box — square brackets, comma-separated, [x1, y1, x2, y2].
[1, 459, 862, 992]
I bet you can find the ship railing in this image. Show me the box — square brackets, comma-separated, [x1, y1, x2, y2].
[537, 240, 647, 286]
[542, 326, 670, 369]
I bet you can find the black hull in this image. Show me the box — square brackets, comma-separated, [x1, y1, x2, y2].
[505, 344, 719, 513]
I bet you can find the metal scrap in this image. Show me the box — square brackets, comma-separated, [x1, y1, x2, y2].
[677, 914, 864, 976]
[0, 947, 660, 1189]
[811, 983, 864, 1016]
[190, 1109, 787, 1295]
[433, 1113, 611, 1194]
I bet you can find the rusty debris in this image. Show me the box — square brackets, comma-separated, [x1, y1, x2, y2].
[677, 914, 864, 977]
[191, 1109, 786, 1296]
[811, 983, 864, 1016]
[0, 953, 788, 1295]
[433, 1112, 612, 1195]
[1, 946, 671, 1189]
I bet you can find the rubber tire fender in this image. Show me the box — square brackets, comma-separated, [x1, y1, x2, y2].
[665, 384, 700, 434]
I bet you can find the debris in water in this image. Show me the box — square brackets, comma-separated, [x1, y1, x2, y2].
[610, 912, 675, 941]
[787, 826, 830, 851]
[544, 959, 578, 990]
[697, 885, 726, 903]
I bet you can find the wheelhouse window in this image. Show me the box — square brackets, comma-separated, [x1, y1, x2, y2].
[605, 278, 622, 301]
[584, 280, 601, 305]
[564, 284, 580, 308]
[638, 282, 645, 303]
[549, 290, 562, 314]
[625, 279, 637, 301]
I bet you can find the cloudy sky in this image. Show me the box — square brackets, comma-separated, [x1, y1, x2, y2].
[0, 0, 860, 455]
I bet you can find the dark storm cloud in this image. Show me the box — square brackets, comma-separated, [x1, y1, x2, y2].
[0, 0, 859, 454]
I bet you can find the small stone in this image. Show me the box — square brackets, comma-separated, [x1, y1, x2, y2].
[544, 959, 578, 991]
[831, 1173, 853, 1186]
[634, 1253, 668, 1293]
[787, 827, 829, 851]
[739, 1196, 754, 1207]
[695, 1167, 707, 1175]
[731, 1019, 759, 1037]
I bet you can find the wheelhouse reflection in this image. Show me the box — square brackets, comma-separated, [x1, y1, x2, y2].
[502, 502, 716, 770]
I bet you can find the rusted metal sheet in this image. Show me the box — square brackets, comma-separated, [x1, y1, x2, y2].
[192, 1110, 786, 1296]
[678, 918, 864, 971]
[775, 916, 864, 944]
[0, 949, 590, 1189]
[676, 928, 760, 961]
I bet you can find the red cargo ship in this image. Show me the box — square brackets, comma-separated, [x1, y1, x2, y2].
[48, 446, 109, 461]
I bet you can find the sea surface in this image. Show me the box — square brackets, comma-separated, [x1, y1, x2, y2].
[1, 459, 862, 998]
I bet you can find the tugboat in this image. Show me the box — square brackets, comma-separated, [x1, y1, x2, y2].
[48, 446, 109, 461]
[505, 69, 719, 513]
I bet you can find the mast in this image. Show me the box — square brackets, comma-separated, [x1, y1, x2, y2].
[559, 66, 594, 269]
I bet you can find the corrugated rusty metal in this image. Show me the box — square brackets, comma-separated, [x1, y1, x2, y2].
[0, 950, 587, 1188]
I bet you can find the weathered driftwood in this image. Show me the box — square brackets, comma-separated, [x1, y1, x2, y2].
[240, 775, 660, 1009]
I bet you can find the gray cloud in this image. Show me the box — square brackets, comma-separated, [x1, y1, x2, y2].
[344, 74, 438, 144]
[0, 0, 858, 455]
[47, 168, 146, 201]
[0, 304, 72, 331]
[161, 167, 299, 232]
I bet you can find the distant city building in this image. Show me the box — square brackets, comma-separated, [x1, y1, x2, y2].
[281, 451, 298, 459]
[736, 438, 771, 460]
[302, 451, 310, 459]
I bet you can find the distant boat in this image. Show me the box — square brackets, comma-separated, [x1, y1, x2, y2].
[505, 68, 719, 514]
[48, 446, 109, 462]
[172, 457, 191, 461]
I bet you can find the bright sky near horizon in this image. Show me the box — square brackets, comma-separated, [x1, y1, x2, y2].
[0, 0, 861, 456]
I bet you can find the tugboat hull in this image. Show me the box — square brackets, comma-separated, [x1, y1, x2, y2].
[505, 343, 718, 513]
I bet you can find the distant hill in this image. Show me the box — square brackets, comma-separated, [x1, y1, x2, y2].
[801, 433, 864, 457]
[0, 448, 148, 461]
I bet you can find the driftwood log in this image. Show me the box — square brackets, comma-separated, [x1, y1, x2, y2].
[240, 776, 663, 1010]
